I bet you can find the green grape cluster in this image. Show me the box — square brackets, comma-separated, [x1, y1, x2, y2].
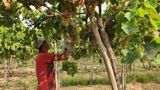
[63, 25, 79, 45]
[62, 61, 77, 76]
[58, 1, 76, 26]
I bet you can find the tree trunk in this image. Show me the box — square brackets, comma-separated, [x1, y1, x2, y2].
[140, 58, 146, 69]
[97, 18, 120, 89]
[147, 59, 152, 70]
[132, 63, 136, 82]
[8, 57, 12, 77]
[91, 22, 118, 90]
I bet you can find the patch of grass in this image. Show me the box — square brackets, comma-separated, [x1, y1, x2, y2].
[126, 73, 135, 83]
[15, 79, 37, 90]
[135, 73, 153, 83]
[92, 77, 110, 85]
[126, 72, 157, 83]
[16, 80, 28, 89]
[62, 71, 160, 86]
[61, 75, 89, 86]
[61, 74, 110, 86]
[29, 79, 37, 89]
[152, 72, 160, 84]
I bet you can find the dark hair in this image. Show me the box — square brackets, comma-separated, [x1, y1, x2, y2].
[38, 41, 46, 51]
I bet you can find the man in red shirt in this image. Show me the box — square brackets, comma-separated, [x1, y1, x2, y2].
[36, 38, 72, 90]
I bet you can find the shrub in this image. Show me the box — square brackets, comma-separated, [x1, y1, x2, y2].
[61, 75, 88, 86]
[92, 77, 110, 85]
[135, 73, 153, 83]
[61, 74, 110, 86]
[126, 73, 135, 83]
[152, 72, 160, 84]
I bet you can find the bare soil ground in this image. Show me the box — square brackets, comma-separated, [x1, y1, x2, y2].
[0, 67, 160, 90]
[62, 83, 160, 90]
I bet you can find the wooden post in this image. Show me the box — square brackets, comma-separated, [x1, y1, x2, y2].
[54, 41, 60, 90]
[122, 64, 126, 90]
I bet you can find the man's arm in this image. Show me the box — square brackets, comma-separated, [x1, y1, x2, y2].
[54, 39, 73, 61]
[54, 51, 70, 61]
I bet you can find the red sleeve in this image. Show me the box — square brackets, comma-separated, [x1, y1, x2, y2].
[43, 53, 55, 63]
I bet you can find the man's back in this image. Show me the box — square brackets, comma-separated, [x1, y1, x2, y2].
[36, 52, 55, 90]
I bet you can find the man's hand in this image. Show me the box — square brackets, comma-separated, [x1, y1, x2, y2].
[2, 0, 11, 10]
[54, 39, 73, 61]
[72, 0, 85, 4]
[55, 52, 69, 60]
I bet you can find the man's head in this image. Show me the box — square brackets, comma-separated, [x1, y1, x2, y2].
[37, 38, 49, 52]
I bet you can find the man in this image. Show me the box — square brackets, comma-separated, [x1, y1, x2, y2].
[36, 38, 72, 90]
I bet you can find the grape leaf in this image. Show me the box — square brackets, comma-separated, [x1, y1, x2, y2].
[121, 20, 138, 35]
[155, 54, 160, 64]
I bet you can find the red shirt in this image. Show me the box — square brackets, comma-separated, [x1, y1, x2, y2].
[36, 52, 68, 90]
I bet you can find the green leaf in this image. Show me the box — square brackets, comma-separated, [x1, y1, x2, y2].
[137, 8, 148, 17]
[122, 49, 128, 56]
[155, 38, 160, 44]
[144, 45, 159, 59]
[149, 18, 158, 30]
[122, 46, 143, 64]
[122, 50, 136, 64]
[151, 37, 160, 47]
[0, 26, 9, 33]
[155, 54, 160, 64]
[124, 11, 137, 21]
[110, 0, 118, 4]
[115, 11, 126, 23]
[144, 3, 155, 9]
[16, 32, 25, 40]
[145, 4, 160, 20]
[62, 61, 77, 76]
[135, 46, 144, 58]
[144, 0, 157, 7]
[121, 21, 138, 35]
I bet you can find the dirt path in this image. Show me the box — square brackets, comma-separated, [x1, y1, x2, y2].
[61, 85, 112, 90]
[1, 67, 160, 90]
[61, 83, 160, 90]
